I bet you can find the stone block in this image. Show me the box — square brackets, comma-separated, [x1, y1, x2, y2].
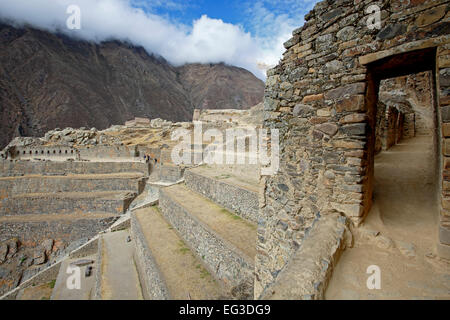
[415, 5, 446, 28]
[317, 108, 331, 117]
[440, 96, 450, 107]
[341, 123, 367, 136]
[443, 157, 450, 169]
[439, 55, 450, 69]
[442, 197, 450, 210]
[319, 7, 346, 23]
[439, 223, 450, 245]
[440, 68, 450, 87]
[441, 209, 450, 219]
[335, 95, 366, 112]
[376, 24, 407, 40]
[293, 43, 312, 54]
[444, 139, 450, 156]
[315, 123, 338, 137]
[310, 117, 329, 125]
[437, 242, 450, 260]
[283, 35, 300, 49]
[339, 113, 367, 124]
[443, 123, 450, 137]
[337, 26, 356, 41]
[302, 93, 324, 103]
[443, 180, 450, 192]
[345, 150, 364, 158]
[332, 140, 365, 149]
[325, 84, 366, 100]
[331, 202, 363, 217]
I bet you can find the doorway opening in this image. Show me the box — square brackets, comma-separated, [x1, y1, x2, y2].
[326, 48, 449, 299]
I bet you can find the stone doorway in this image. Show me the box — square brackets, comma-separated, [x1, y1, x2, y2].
[363, 48, 439, 219]
[325, 48, 450, 300]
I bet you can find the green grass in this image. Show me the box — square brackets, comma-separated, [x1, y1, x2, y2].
[48, 279, 56, 289]
[177, 240, 190, 255]
[220, 208, 242, 221]
[219, 208, 257, 230]
[200, 268, 210, 279]
[193, 262, 213, 281]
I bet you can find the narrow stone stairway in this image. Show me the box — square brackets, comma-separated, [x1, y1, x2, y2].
[42, 164, 259, 300]
[94, 230, 143, 300]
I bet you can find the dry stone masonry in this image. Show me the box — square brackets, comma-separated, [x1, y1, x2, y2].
[1, 0, 449, 301]
[257, 0, 449, 299]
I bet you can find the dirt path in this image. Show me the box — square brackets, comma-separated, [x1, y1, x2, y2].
[326, 135, 450, 300]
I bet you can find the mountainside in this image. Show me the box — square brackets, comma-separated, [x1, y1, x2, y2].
[0, 23, 264, 149]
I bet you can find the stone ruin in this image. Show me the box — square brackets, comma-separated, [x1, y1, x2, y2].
[257, 0, 449, 299]
[0, 0, 449, 301]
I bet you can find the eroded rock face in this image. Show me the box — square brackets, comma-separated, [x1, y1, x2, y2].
[0, 237, 74, 296]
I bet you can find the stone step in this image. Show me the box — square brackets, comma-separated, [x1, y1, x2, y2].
[0, 172, 146, 198]
[184, 165, 260, 223]
[0, 161, 150, 177]
[159, 184, 256, 297]
[131, 206, 225, 300]
[94, 230, 143, 300]
[0, 213, 118, 246]
[0, 191, 137, 216]
[51, 255, 97, 300]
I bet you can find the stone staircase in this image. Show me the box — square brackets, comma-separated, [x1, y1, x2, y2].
[31, 163, 260, 300]
[93, 230, 143, 300]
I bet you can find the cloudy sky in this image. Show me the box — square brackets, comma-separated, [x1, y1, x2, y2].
[0, 0, 319, 79]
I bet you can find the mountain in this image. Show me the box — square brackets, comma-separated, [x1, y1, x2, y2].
[0, 23, 264, 149]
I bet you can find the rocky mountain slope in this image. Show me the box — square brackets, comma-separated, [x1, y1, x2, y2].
[0, 23, 264, 149]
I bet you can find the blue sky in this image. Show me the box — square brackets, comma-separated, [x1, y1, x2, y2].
[134, 0, 317, 39]
[0, 0, 319, 79]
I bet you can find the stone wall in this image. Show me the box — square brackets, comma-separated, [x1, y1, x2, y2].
[257, 0, 449, 298]
[5, 144, 141, 162]
[404, 113, 416, 139]
[184, 169, 259, 223]
[386, 106, 400, 149]
[0, 161, 150, 177]
[0, 175, 145, 199]
[159, 188, 254, 291]
[375, 101, 387, 154]
[0, 215, 117, 246]
[379, 71, 435, 136]
[195, 103, 264, 127]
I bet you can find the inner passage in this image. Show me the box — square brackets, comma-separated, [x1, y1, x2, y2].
[326, 71, 450, 300]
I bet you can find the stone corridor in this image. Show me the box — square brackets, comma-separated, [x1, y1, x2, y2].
[326, 135, 450, 299]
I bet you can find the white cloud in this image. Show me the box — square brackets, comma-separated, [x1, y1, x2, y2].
[0, 0, 316, 79]
[244, 0, 317, 69]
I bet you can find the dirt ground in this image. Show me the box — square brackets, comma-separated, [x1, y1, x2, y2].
[326, 135, 450, 300]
